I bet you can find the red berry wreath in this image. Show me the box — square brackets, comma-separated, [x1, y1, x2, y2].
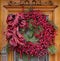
[6, 10, 56, 57]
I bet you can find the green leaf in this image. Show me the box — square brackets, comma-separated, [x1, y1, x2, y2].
[23, 54, 28, 61]
[22, 29, 25, 32]
[47, 20, 58, 30]
[24, 34, 30, 41]
[48, 45, 56, 54]
[38, 26, 43, 31]
[38, 26, 41, 30]
[19, 29, 25, 33]
[54, 25, 58, 30]
[29, 36, 38, 43]
[24, 33, 38, 42]
[6, 43, 10, 53]
[29, 23, 33, 29]
[47, 20, 54, 24]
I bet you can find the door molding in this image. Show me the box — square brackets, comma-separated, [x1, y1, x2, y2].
[2, 5, 58, 61]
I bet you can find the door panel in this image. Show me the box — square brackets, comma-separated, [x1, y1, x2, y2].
[13, 51, 49, 61]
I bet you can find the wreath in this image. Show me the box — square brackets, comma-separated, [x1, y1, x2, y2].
[6, 10, 57, 58]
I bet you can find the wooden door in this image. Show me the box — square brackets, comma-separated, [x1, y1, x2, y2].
[0, 3, 58, 61]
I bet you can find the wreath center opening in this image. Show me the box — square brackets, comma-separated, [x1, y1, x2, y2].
[19, 18, 43, 43]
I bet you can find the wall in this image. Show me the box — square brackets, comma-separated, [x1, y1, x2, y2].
[0, 0, 60, 61]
